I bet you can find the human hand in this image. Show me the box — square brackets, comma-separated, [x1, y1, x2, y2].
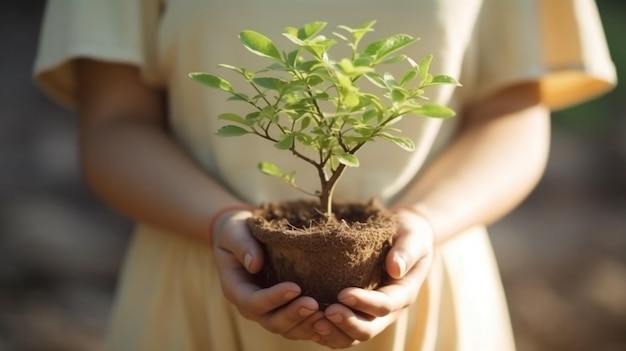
[311, 209, 435, 348]
[212, 209, 325, 340]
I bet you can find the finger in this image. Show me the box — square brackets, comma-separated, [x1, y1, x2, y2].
[220, 267, 302, 320]
[213, 241, 301, 312]
[337, 254, 431, 317]
[312, 316, 356, 348]
[322, 303, 400, 343]
[214, 211, 264, 274]
[255, 295, 320, 335]
[337, 287, 399, 317]
[266, 304, 325, 340]
[387, 210, 434, 279]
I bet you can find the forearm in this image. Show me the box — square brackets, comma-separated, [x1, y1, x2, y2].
[394, 84, 550, 243]
[74, 60, 245, 240]
[79, 119, 244, 239]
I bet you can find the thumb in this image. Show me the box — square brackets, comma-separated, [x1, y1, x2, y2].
[386, 210, 434, 279]
[214, 210, 264, 274]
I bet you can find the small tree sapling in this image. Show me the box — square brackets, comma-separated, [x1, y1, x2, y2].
[189, 20, 460, 220]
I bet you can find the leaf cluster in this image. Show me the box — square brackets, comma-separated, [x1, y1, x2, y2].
[189, 20, 460, 215]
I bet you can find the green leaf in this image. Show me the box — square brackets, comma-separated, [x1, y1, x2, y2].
[382, 115, 405, 127]
[218, 113, 251, 125]
[337, 59, 374, 76]
[400, 69, 419, 86]
[239, 30, 282, 60]
[253, 77, 286, 90]
[391, 88, 407, 104]
[297, 60, 321, 72]
[335, 153, 360, 167]
[422, 73, 433, 85]
[363, 34, 418, 63]
[360, 92, 384, 107]
[258, 161, 283, 177]
[406, 57, 418, 68]
[413, 103, 456, 118]
[217, 64, 255, 80]
[383, 72, 399, 88]
[353, 56, 374, 67]
[266, 62, 290, 72]
[332, 31, 349, 42]
[354, 124, 376, 136]
[329, 155, 340, 171]
[188, 73, 234, 93]
[429, 74, 462, 86]
[297, 21, 327, 40]
[299, 116, 311, 130]
[418, 55, 433, 79]
[306, 74, 324, 86]
[362, 109, 378, 123]
[343, 135, 374, 144]
[295, 133, 315, 146]
[285, 50, 300, 67]
[364, 72, 387, 89]
[259, 105, 278, 123]
[379, 55, 407, 65]
[344, 93, 360, 109]
[274, 134, 294, 150]
[319, 137, 338, 150]
[245, 111, 261, 122]
[304, 38, 337, 59]
[282, 33, 306, 47]
[380, 133, 415, 151]
[227, 93, 250, 102]
[216, 125, 250, 137]
[338, 20, 375, 41]
[344, 20, 377, 45]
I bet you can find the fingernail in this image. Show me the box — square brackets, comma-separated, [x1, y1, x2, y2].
[341, 295, 356, 307]
[314, 325, 330, 335]
[395, 256, 407, 277]
[327, 313, 342, 323]
[243, 253, 253, 271]
[283, 290, 299, 300]
[299, 307, 316, 317]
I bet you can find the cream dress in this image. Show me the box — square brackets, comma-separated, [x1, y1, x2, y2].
[35, 0, 616, 350]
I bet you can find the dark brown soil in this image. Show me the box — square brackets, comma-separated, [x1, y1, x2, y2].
[247, 199, 396, 306]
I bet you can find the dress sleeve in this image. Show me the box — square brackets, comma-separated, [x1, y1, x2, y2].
[33, 0, 163, 109]
[460, 0, 617, 110]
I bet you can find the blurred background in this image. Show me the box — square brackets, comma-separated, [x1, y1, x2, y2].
[0, 1, 624, 350]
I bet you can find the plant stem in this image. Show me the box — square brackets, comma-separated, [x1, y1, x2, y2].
[319, 164, 346, 219]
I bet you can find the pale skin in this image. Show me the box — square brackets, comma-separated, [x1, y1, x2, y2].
[76, 59, 549, 348]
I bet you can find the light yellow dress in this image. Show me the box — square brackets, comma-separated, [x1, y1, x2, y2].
[34, 0, 616, 350]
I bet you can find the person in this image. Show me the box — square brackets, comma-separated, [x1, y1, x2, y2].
[34, 0, 616, 350]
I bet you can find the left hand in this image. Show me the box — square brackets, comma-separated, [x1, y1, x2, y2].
[311, 209, 435, 348]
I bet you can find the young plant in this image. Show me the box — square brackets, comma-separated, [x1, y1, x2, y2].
[189, 20, 460, 219]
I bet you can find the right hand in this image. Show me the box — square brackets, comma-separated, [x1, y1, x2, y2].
[211, 209, 325, 340]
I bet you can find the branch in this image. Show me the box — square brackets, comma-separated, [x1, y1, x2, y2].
[249, 81, 274, 107]
[285, 180, 319, 197]
[337, 131, 350, 152]
[254, 130, 320, 169]
[291, 69, 325, 126]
